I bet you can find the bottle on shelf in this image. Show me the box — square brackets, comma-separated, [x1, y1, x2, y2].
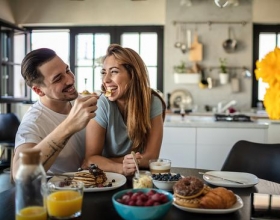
[15, 149, 47, 220]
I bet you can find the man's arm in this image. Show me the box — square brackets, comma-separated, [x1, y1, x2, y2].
[13, 96, 98, 179]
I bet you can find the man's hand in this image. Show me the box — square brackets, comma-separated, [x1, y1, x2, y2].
[65, 95, 99, 133]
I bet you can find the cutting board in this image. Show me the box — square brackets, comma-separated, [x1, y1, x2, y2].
[189, 32, 203, 61]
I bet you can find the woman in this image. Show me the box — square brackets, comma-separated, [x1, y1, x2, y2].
[83, 44, 166, 176]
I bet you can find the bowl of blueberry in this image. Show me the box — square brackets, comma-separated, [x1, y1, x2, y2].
[112, 188, 173, 220]
[152, 173, 183, 191]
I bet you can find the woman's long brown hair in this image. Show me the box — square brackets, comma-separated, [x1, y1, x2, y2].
[102, 44, 166, 152]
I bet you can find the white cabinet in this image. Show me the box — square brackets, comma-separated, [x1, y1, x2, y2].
[196, 128, 268, 170]
[160, 127, 196, 168]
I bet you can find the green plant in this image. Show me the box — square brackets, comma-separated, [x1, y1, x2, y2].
[219, 58, 227, 73]
[174, 61, 187, 73]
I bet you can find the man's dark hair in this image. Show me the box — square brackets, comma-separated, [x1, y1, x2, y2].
[21, 48, 57, 87]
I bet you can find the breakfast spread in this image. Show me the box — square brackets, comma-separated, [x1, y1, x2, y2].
[173, 176, 237, 209]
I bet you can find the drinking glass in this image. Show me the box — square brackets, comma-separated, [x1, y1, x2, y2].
[45, 181, 84, 219]
[149, 159, 171, 174]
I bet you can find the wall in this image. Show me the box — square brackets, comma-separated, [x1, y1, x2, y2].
[164, 0, 253, 112]
[11, 0, 165, 26]
[252, 0, 280, 23]
[0, 0, 15, 23]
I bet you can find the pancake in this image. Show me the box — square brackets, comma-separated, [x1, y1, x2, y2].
[73, 164, 107, 188]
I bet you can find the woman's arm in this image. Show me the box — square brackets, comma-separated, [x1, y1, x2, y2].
[83, 119, 137, 175]
[137, 114, 164, 168]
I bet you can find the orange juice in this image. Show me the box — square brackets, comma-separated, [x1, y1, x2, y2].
[47, 190, 82, 217]
[16, 206, 47, 220]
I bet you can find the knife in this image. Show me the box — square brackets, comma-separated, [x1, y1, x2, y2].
[199, 172, 246, 184]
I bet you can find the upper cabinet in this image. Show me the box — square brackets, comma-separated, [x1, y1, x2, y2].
[0, 19, 30, 103]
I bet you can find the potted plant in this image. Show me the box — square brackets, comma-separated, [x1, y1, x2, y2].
[173, 61, 200, 84]
[219, 58, 229, 85]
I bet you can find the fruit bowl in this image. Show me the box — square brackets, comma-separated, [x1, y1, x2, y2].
[152, 173, 183, 191]
[112, 188, 173, 220]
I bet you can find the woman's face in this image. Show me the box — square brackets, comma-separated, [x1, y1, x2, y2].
[101, 55, 131, 101]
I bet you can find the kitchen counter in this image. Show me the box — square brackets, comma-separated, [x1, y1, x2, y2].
[164, 114, 269, 129]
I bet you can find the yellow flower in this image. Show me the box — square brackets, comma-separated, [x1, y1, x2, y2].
[255, 47, 280, 119]
[263, 84, 280, 120]
[255, 47, 280, 88]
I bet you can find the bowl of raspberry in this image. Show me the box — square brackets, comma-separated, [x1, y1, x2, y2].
[112, 188, 173, 220]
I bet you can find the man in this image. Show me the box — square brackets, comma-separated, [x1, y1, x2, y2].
[12, 48, 98, 178]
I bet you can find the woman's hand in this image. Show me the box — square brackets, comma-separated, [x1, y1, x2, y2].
[122, 152, 142, 176]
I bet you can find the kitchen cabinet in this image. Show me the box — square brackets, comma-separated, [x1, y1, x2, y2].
[161, 121, 268, 171]
[196, 127, 268, 170]
[160, 127, 196, 168]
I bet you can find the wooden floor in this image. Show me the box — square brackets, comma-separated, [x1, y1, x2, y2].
[0, 166, 14, 193]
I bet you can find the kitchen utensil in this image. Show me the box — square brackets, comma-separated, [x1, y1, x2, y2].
[131, 151, 140, 178]
[223, 27, 238, 53]
[180, 25, 187, 53]
[174, 24, 182, 48]
[189, 32, 203, 61]
[169, 89, 193, 110]
[199, 172, 245, 184]
[199, 69, 208, 89]
[231, 77, 240, 93]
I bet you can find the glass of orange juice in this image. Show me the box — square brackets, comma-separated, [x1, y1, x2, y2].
[45, 180, 84, 219]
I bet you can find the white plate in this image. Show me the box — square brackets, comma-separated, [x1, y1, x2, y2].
[203, 171, 259, 188]
[173, 194, 243, 214]
[49, 172, 126, 192]
[170, 89, 193, 110]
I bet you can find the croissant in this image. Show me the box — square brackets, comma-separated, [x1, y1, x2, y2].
[199, 187, 236, 209]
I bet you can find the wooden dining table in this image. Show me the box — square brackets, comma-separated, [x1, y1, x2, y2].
[1, 167, 280, 220]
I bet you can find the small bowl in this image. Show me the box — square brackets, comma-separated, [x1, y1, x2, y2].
[112, 188, 173, 220]
[152, 173, 183, 191]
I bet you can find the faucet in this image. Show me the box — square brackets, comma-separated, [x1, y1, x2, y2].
[217, 100, 237, 113]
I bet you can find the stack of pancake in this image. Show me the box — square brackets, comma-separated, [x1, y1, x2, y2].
[73, 164, 107, 188]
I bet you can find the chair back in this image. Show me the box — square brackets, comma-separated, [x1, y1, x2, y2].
[221, 140, 280, 184]
[0, 113, 20, 145]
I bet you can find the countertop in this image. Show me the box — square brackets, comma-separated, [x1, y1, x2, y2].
[164, 113, 270, 129]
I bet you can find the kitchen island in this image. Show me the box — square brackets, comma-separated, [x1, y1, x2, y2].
[160, 114, 269, 171]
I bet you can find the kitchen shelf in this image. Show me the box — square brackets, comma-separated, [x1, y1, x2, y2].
[173, 20, 248, 26]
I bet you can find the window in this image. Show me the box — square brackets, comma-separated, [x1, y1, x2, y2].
[0, 20, 30, 104]
[29, 26, 163, 101]
[252, 24, 280, 107]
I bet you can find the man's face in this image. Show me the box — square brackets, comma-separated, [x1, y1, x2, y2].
[33, 56, 78, 102]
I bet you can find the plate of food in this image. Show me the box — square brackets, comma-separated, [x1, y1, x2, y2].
[172, 176, 243, 214]
[202, 171, 259, 188]
[48, 164, 126, 192]
[173, 194, 243, 214]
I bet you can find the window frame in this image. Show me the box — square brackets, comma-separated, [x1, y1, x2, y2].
[27, 25, 164, 93]
[252, 24, 280, 108]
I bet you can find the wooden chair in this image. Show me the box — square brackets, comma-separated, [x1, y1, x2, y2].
[0, 113, 20, 183]
[221, 140, 280, 184]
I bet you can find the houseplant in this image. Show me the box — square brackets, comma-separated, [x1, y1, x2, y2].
[255, 47, 280, 120]
[219, 58, 229, 84]
[173, 61, 200, 84]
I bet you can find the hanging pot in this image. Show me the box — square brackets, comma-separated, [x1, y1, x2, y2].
[222, 27, 238, 53]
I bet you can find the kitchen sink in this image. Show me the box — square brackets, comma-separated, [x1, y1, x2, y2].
[214, 114, 252, 122]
